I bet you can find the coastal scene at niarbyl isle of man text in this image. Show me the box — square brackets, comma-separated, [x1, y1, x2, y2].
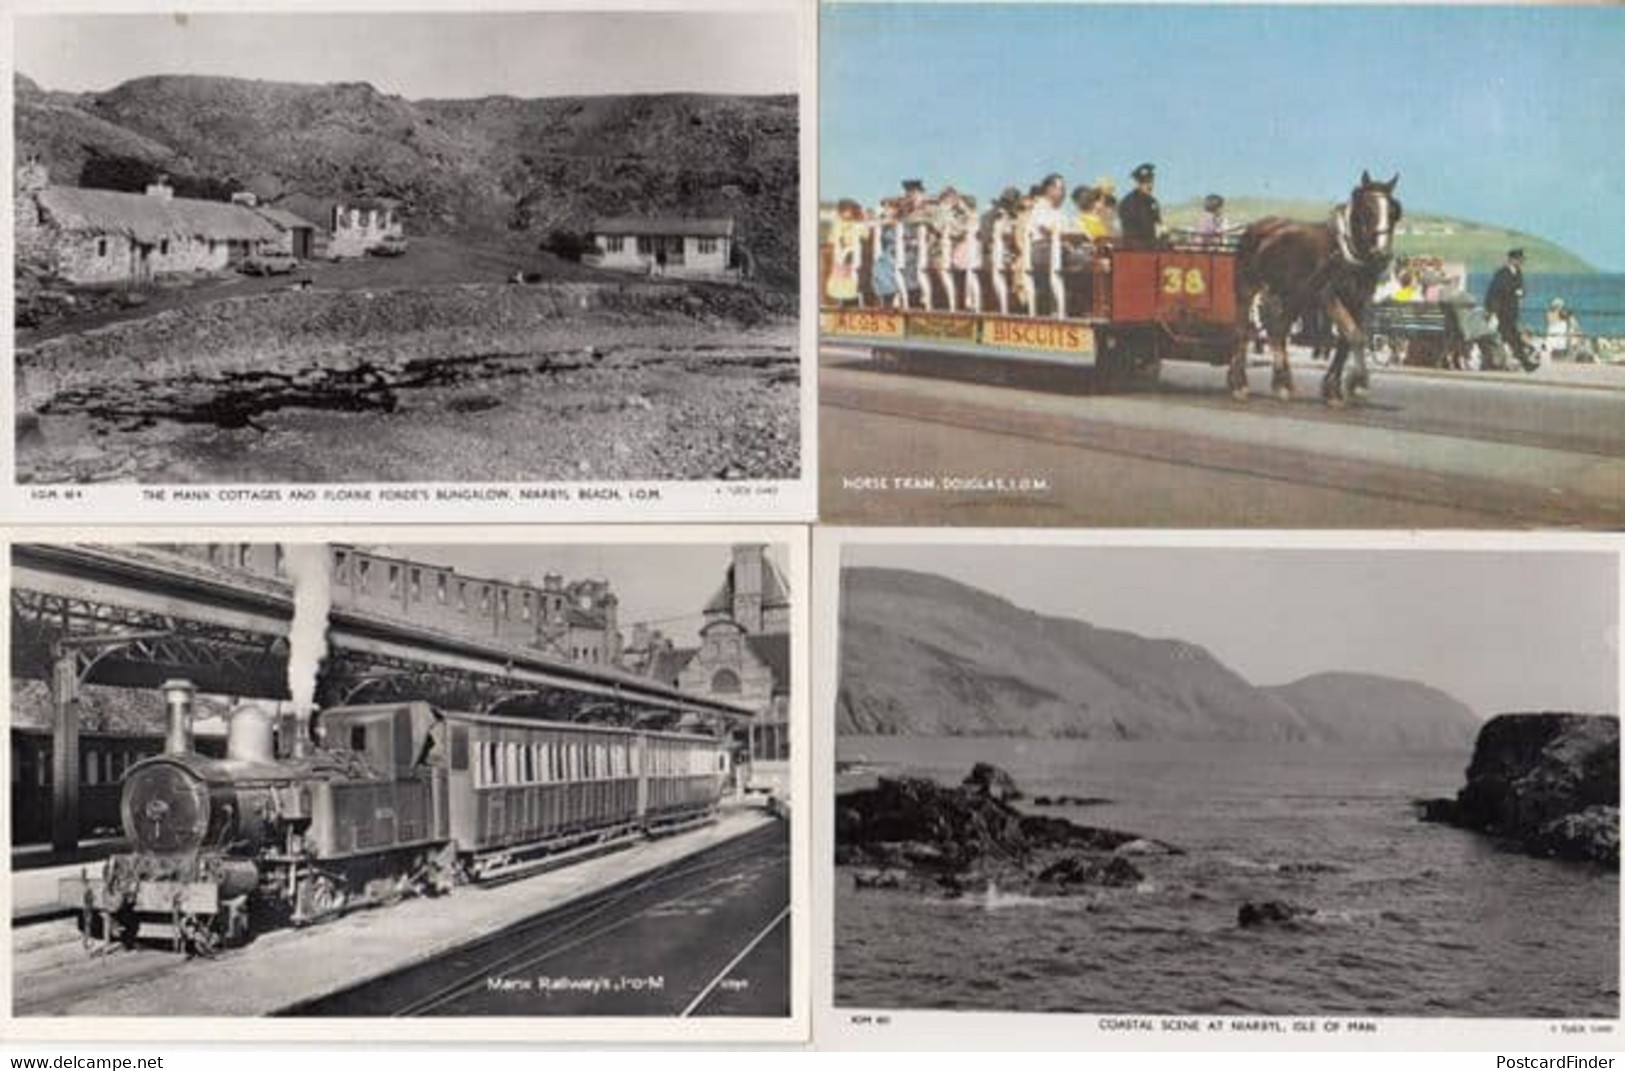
[818, 3, 1625, 527]
[13, 10, 801, 489]
[831, 544, 1619, 1018]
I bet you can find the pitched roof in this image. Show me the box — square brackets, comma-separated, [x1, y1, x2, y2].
[704, 555, 793, 617]
[253, 206, 318, 231]
[650, 647, 698, 687]
[745, 634, 791, 695]
[36, 186, 281, 244]
[592, 216, 735, 238]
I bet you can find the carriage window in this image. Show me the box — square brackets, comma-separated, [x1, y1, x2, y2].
[410, 569, 422, 600]
[450, 726, 468, 771]
[436, 574, 448, 604]
[84, 751, 99, 785]
[388, 564, 401, 595]
[349, 725, 367, 752]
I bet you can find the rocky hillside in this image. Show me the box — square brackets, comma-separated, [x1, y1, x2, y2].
[15, 73, 799, 285]
[836, 567, 1482, 746]
[1419, 713, 1619, 866]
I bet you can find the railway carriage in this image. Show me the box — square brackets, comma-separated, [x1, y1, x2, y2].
[62, 679, 741, 954]
[821, 217, 1244, 387]
[10, 726, 225, 845]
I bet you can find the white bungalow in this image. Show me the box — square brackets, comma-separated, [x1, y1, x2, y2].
[587, 216, 735, 278]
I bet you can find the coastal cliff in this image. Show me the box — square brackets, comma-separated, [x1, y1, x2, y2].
[1420, 713, 1619, 867]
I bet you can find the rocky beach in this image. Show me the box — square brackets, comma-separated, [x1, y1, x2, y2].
[16, 282, 799, 483]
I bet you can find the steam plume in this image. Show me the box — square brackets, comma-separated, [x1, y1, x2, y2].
[285, 544, 332, 754]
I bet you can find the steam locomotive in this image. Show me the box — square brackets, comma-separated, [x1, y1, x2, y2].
[62, 679, 731, 954]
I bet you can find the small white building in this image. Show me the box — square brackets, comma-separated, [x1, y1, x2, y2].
[327, 200, 403, 259]
[587, 216, 735, 278]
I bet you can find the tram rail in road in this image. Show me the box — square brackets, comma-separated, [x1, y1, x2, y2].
[277, 818, 790, 1018]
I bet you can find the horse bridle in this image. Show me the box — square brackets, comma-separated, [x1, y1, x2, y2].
[1334, 190, 1395, 268]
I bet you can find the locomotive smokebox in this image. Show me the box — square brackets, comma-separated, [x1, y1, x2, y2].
[161, 678, 196, 756]
[226, 703, 277, 764]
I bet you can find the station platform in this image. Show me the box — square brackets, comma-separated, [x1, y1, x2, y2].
[12, 806, 778, 1017]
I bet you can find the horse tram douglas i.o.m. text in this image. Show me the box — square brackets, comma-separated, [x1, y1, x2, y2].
[820, 172, 1404, 406]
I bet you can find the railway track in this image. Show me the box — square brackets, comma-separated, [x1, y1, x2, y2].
[278, 819, 790, 1017]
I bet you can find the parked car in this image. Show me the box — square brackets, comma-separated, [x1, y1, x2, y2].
[369, 235, 409, 257]
[240, 251, 300, 276]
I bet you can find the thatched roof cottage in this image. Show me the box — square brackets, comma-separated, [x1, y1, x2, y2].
[15, 160, 284, 286]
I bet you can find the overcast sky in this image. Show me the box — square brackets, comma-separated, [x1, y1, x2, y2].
[16, 11, 799, 98]
[843, 545, 1619, 718]
[347, 542, 789, 647]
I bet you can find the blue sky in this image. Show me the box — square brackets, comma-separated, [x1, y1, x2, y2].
[822, 3, 1625, 270]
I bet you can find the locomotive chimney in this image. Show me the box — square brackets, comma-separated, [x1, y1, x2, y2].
[161, 678, 196, 756]
[226, 703, 277, 764]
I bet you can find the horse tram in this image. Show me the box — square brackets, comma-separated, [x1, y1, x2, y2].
[820, 218, 1242, 390]
[821, 172, 1405, 405]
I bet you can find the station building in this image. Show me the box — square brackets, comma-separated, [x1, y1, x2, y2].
[166, 544, 621, 667]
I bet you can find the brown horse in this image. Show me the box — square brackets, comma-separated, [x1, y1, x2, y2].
[1230, 172, 1402, 405]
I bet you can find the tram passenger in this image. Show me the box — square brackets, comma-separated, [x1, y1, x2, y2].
[1119, 162, 1163, 248]
[947, 193, 984, 311]
[1074, 186, 1112, 241]
[871, 200, 902, 308]
[981, 187, 1023, 314]
[1197, 193, 1230, 245]
[898, 179, 930, 308]
[1029, 174, 1071, 315]
[825, 199, 865, 307]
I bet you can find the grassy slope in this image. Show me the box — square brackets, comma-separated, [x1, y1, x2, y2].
[1165, 196, 1594, 274]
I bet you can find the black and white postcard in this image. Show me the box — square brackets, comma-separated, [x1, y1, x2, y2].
[814, 530, 1621, 1048]
[2, 527, 807, 1041]
[6, 3, 812, 522]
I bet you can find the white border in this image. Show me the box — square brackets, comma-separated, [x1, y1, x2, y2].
[811, 526, 1625, 1051]
[1, 523, 811, 1044]
[1, 0, 817, 524]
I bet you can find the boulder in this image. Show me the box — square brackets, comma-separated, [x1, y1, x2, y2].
[962, 761, 1024, 802]
[1237, 900, 1317, 928]
[1425, 713, 1618, 868]
[1036, 854, 1145, 889]
[836, 767, 1172, 894]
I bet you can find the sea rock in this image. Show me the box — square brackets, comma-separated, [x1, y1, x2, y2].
[962, 762, 1024, 802]
[1032, 794, 1113, 807]
[1424, 713, 1618, 867]
[836, 767, 1174, 896]
[1035, 854, 1144, 889]
[1237, 900, 1318, 928]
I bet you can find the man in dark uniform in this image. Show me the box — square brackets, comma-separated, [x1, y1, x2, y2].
[1118, 162, 1162, 247]
[1485, 248, 1537, 372]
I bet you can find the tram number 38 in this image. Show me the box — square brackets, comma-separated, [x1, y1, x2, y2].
[1161, 266, 1207, 296]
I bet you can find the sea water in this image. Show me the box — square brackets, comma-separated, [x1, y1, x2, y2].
[834, 736, 1619, 1018]
[1468, 272, 1625, 340]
